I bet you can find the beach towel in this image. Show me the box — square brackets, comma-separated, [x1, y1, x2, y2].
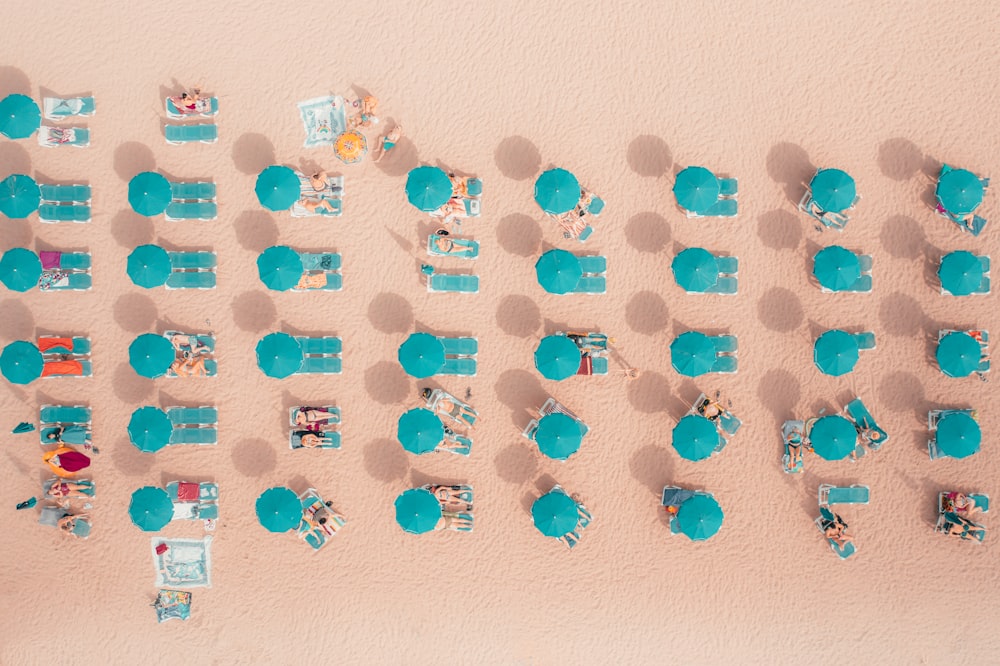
[39, 251, 62, 270]
[12, 422, 35, 434]
[298, 95, 347, 148]
[152, 537, 213, 588]
[38, 337, 73, 353]
[42, 360, 83, 376]
[153, 589, 192, 623]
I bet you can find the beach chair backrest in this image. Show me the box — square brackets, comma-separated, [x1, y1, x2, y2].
[714, 256, 738, 275]
[165, 271, 216, 290]
[440, 337, 478, 357]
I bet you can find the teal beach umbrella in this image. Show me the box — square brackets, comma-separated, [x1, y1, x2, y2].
[936, 412, 981, 459]
[670, 331, 716, 377]
[128, 333, 176, 378]
[256, 487, 302, 533]
[0, 248, 42, 291]
[672, 414, 720, 461]
[809, 415, 858, 460]
[671, 248, 719, 292]
[673, 166, 720, 214]
[0, 341, 44, 384]
[936, 331, 982, 377]
[405, 166, 453, 211]
[937, 168, 984, 215]
[676, 493, 724, 540]
[0, 174, 41, 218]
[128, 172, 172, 217]
[255, 165, 300, 211]
[0, 94, 41, 139]
[397, 408, 445, 455]
[535, 249, 583, 294]
[394, 488, 442, 534]
[534, 168, 581, 215]
[127, 406, 173, 453]
[534, 335, 582, 381]
[397, 332, 445, 378]
[126, 245, 171, 288]
[814, 330, 860, 376]
[257, 246, 304, 291]
[531, 490, 579, 537]
[128, 486, 174, 531]
[255, 332, 304, 379]
[809, 169, 856, 213]
[939, 251, 983, 296]
[535, 412, 583, 460]
[813, 245, 860, 291]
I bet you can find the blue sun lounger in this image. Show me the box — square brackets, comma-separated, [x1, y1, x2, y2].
[38, 204, 91, 223]
[294, 252, 342, 291]
[427, 235, 479, 259]
[428, 273, 479, 293]
[165, 251, 216, 289]
[39, 404, 92, 444]
[38, 126, 89, 147]
[166, 406, 218, 445]
[843, 397, 888, 450]
[816, 507, 856, 559]
[718, 178, 738, 197]
[165, 123, 218, 144]
[688, 198, 738, 219]
[440, 357, 477, 376]
[43, 96, 96, 120]
[164, 201, 218, 221]
[39, 184, 91, 204]
[819, 484, 870, 506]
[559, 501, 592, 549]
[294, 336, 342, 374]
[440, 336, 478, 357]
[39, 506, 91, 538]
[169, 182, 216, 201]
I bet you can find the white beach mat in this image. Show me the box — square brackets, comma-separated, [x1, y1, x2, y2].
[298, 95, 347, 148]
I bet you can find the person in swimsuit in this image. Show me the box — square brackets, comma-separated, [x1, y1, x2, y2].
[292, 407, 339, 431]
[372, 124, 402, 163]
[170, 86, 203, 113]
[940, 512, 985, 540]
[422, 388, 477, 428]
[697, 398, 725, 422]
[785, 428, 804, 470]
[435, 512, 473, 531]
[292, 431, 334, 448]
[45, 425, 89, 446]
[349, 95, 379, 130]
[170, 355, 207, 378]
[943, 492, 980, 515]
[296, 170, 341, 214]
[47, 479, 94, 498]
[426, 484, 473, 511]
[822, 512, 852, 547]
[57, 513, 89, 536]
[169, 334, 211, 357]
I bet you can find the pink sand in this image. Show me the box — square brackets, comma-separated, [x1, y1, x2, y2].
[2, 1, 1000, 663]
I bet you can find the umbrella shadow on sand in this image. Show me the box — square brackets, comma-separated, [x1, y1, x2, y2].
[495, 294, 541, 338]
[494, 136, 541, 181]
[231, 438, 277, 477]
[756, 209, 801, 251]
[626, 135, 672, 178]
[624, 211, 670, 253]
[766, 142, 815, 205]
[363, 438, 408, 482]
[0, 142, 31, 176]
[232, 133, 276, 175]
[496, 213, 542, 257]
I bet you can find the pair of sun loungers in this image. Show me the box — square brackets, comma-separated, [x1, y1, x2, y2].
[288, 406, 341, 449]
[293, 252, 343, 291]
[165, 481, 219, 523]
[782, 397, 888, 473]
[164, 180, 218, 221]
[37, 96, 93, 148]
[291, 175, 344, 218]
[295, 337, 344, 374]
[166, 407, 219, 445]
[164, 96, 219, 145]
[684, 179, 738, 219]
[935, 492, 989, 542]
[39, 405, 92, 446]
[38, 183, 92, 223]
[521, 397, 590, 441]
[163, 251, 217, 289]
[548, 484, 590, 548]
[36, 251, 92, 291]
[164, 331, 218, 378]
[38, 336, 93, 377]
[422, 484, 474, 532]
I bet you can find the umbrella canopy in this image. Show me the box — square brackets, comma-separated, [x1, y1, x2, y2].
[670, 331, 717, 377]
[255, 332, 304, 379]
[0, 340, 43, 384]
[255, 165, 300, 211]
[405, 166, 452, 212]
[673, 166, 720, 213]
[809, 169, 856, 213]
[333, 130, 367, 164]
[813, 245, 861, 291]
[534, 335, 582, 381]
[257, 245, 304, 291]
[397, 332, 445, 378]
[535, 412, 584, 460]
[814, 330, 860, 376]
[936, 412, 981, 459]
[0, 174, 41, 218]
[0, 248, 42, 291]
[127, 406, 173, 453]
[936, 331, 982, 377]
[535, 249, 583, 294]
[671, 248, 720, 292]
[255, 487, 302, 533]
[0, 94, 41, 139]
[397, 408, 445, 455]
[128, 333, 176, 378]
[394, 488, 443, 534]
[676, 493, 724, 541]
[939, 251, 983, 296]
[672, 414, 720, 461]
[128, 172, 172, 217]
[128, 486, 174, 531]
[937, 168, 984, 215]
[534, 168, 581, 215]
[809, 415, 858, 460]
[531, 490, 579, 537]
[126, 244, 172, 288]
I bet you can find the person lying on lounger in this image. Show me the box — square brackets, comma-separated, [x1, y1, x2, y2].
[292, 431, 336, 448]
[57, 513, 90, 537]
[292, 407, 339, 431]
[169, 85, 205, 114]
[426, 484, 472, 510]
[821, 512, 852, 548]
[303, 501, 346, 533]
[44, 425, 90, 446]
[697, 397, 726, 422]
[566, 332, 612, 355]
[940, 513, 985, 541]
[435, 512, 473, 531]
[943, 492, 981, 516]
[430, 197, 469, 225]
[785, 428, 804, 470]
[46, 479, 94, 499]
[170, 355, 207, 377]
[421, 388, 477, 428]
[169, 334, 211, 357]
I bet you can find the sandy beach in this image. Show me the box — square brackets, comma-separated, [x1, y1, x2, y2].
[2, 1, 1000, 664]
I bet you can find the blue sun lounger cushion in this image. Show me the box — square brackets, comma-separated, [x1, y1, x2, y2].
[169, 182, 217, 201]
[819, 484, 870, 506]
[39, 184, 91, 204]
[440, 337, 477, 357]
[428, 273, 479, 293]
[164, 123, 218, 144]
[164, 201, 218, 221]
[38, 204, 91, 223]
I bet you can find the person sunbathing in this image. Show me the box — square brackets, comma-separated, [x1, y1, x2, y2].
[941, 513, 985, 540]
[823, 512, 852, 547]
[293, 407, 339, 430]
[170, 86, 203, 113]
[293, 431, 335, 448]
[58, 513, 89, 537]
[169, 334, 210, 356]
[431, 197, 468, 224]
[422, 388, 477, 427]
[785, 428, 804, 470]
[697, 397, 725, 422]
[943, 492, 980, 515]
[349, 95, 379, 130]
[566, 332, 611, 355]
[295, 273, 328, 290]
[43, 446, 90, 477]
[45, 425, 89, 446]
[435, 512, 473, 531]
[47, 479, 94, 498]
[372, 123, 402, 163]
[170, 355, 207, 377]
[427, 484, 472, 510]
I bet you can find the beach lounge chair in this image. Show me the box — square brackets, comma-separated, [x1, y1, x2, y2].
[715, 256, 739, 276]
[298, 488, 346, 550]
[939, 492, 990, 515]
[166, 481, 219, 521]
[425, 389, 478, 428]
[294, 252, 342, 291]
[43, 96, 96, 120]
[782, 420, 805, 473]
[39, 405, 92, 444]
[559, 502, 593, 549]
[165, 251, 217, 290]
[440, 356, 477, 376]
[39, 184, 91, 204]
[713, 335, 738, 355]
[163, 331, 217, 377]
[38, 506, 91, 539]
[165, 96, 219, 118]
[298, 359, 343, 375]
[164, 201, 218, 221]
[440, 430, 473, 456]
[169, 181, 217, 201]
[293, 336, 342, 374]
[288, 406, 341, 448]
[165, 407, 218, 446]
[38, 126, 90, 147]
[539, 397, 590, 434]
[43, 477, 95, 499]
[710, 355, 738, 374]
[705, 276, 737, 295]
[440, 336, 478, 357]
[423, 484, 474, 512]
[290, 430, 341, 449]
[935, 512, 986, 542]
[689, 392, 741, 437]
[427, 235, 479, 259]
[688, 198, 738, 218]
[291, 197, 342, 217]
[819, 484, 870, 506]
[164, 123, 218, 144]
[816, 507, 856, 559]
[38, 204, 91, 223]
[718, 178, 738, 198]
[428, 273, 479, 293]
[38, 336, 90, 357]
[843, 397, 888, 450]
[165, 272, 216, 289]
[661, 486, 696, 535]
[854, 332, 876, 351]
